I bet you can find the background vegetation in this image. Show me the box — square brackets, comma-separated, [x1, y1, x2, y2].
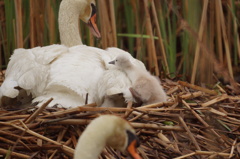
[0, 0, 239, 86]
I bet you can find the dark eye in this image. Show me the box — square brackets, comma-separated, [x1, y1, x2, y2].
[91, 3, 96, 17]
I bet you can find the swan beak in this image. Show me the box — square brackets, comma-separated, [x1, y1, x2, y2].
[127, 140, 142, 159]
[109, 60, 115, 65]
[88, 13, 101, 38]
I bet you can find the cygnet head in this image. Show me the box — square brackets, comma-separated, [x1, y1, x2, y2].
[109, 54, 133, 69]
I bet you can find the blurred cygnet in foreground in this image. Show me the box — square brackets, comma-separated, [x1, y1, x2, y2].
[109, 54, 167, 105]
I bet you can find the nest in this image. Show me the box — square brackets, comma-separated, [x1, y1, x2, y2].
[0, 75, 240, 159]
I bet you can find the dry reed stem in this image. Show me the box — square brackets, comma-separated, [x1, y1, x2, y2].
[179, 91, 203, 99]
[42, 103, 96, 117]
[124, 101, 133, 118]
[182, 100, 224, 143]
[190, 0, 208, 84]
[0, 106, 35, 117]
[109, 0, 117, 47]
[229, 138, 237, 158]
[14, 0, 23, 48]
[139, 101, 174, 108]
[166, 86, 179, 95]
[47, 0, 55, 44]
[0, 148, 30, 159]
[29, 0, 35, 48]
[154, 138, 181, 155]
[24, 98, 53, 124]
[0, 114, 29, 120]
[178, 117, 201, 150]
[201, 94, 228, 107]
[131, 122, 184, 131]
[215, 0, 223, 63]
[173, 152, 196, 159]
[178, 81, 218, 95]
[216, 0, 234, 78]
[143, 0, 159, 76]
[195, 150, 232, 157]
[150, 0, 169, 75]
[0, 121, 74, 157]
[209, 108, 227, 116]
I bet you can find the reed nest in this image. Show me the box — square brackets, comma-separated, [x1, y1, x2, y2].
[0, 72, 240, 159]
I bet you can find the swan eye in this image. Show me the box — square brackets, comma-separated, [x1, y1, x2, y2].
[126, 130, 141, 158]
[91, 3, 97, 17]
[126, 130, 140, 147]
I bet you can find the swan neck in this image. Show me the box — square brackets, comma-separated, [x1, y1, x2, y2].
[74, 119, 115, 159]
[59, 1, 83, 46]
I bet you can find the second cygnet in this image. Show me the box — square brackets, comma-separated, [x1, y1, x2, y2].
[109, 54, 167, 105]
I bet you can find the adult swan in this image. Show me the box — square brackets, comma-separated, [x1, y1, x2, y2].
[0, 0, 145, 108]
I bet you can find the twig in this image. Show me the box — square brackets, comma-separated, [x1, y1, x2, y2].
[178, 81, 218, 95]
[178, 117, 201, 150]
[124, 101, 133, 118]
[24, 98, 53, 124]
[201, 94, 228, 107]
[0, 148, 30, 159]
[0, 121, 74, 157]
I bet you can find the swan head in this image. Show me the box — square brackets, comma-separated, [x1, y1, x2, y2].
[60, 0, 101, 38]
[109, 54, 133, 69]
[74, 115, 141, 159]
[77, 0, 101, 38]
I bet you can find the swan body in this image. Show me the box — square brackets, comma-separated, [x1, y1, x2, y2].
[0, 0, 101, 108]
[33, 45, 107, 107]
[74, 115, 141, 159]
[0, 0, 146, 108]
[109, 54, 167, 105]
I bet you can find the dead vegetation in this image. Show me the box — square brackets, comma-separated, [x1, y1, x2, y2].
[0, 76, 239, 159]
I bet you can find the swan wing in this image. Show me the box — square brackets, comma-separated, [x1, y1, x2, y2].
[1, 45, 68, 98]
[39, 45, 106, 107]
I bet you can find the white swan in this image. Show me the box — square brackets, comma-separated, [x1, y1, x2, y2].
[0, 0, 103, 107]
[0, 0, 146, 108]
[74, 115, 141, 159]
[109, 54, 167, 105]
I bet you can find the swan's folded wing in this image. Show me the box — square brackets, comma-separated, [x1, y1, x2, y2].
[32, 44, 68, 65]
[2, 45, 68, 98]
[44, 46, 106, 106]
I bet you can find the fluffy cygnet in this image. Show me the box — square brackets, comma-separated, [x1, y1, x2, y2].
[109, 54, 167, 105]
[95, 48, 146, 107]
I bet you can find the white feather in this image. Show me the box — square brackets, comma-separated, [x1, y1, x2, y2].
[1, 45, 67, 99]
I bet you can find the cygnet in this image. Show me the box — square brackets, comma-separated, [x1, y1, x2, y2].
[109, 54, 167, 105]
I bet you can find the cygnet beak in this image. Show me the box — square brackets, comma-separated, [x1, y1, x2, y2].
[127, 140, 142, 159]
[109, 60, 115, 65]
[87, 13, 101, 38]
